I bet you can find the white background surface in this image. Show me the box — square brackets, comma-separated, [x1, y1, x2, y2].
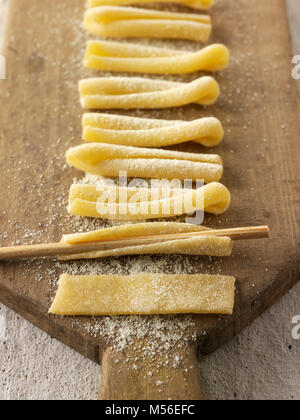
[0, 0, 300, 400]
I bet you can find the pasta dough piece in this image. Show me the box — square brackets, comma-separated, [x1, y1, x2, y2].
[66, 143, 223, 183]
[85, 41, 230, 74]
[79, 76, 220, 109]
[68, 182, 231, 219]
[82, 113, 224, 147]
[60, 222, 232, 260]
[49, 273, 236, 316]
[62, 222, 209, 243]
[84, 6, 212, 42]
[59, 236, 232, 260]
[88, 0, 214, 11]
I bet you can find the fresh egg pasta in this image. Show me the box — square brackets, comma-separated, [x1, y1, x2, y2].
[79, 76, 220, 109]
[84, 6, 212, 42]
[66, 143, 223, 183]
[50, 273, 236, 316]
[82, 113, 224, 147]
[84, 41, 230, 74]
[68, 182, 231, 220]
[60, 222, 233, 260]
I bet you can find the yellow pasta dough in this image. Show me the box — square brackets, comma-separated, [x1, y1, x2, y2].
[82, 113, 224, 147]
[84, 41, 230, 74]
[49, 273, 236, 316]
[60, 222, 232, 260]
[68, 182, 231, 220]
[62, 222, 207, 243]
[84, 6, 212, 42]
[66, 143, 223, 183]
[88, 0, 214, 11]
[79, 76, 220, 109]
[59, 236, 232, 260]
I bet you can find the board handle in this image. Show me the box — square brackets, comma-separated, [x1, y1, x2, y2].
[99, 340, 205, 400]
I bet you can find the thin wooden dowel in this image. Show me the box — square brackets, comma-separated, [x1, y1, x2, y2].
[0, 225, 269, 261]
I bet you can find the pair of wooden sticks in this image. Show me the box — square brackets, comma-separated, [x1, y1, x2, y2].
[0, 226, 269, 260]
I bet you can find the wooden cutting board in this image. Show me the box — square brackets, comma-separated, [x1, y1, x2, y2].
[0, 0, 300, 400]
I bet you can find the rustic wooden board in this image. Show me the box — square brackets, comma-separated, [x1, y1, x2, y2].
[0, 0, 300, 399]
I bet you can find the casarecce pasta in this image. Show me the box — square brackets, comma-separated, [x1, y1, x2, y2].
[84, 6, 212, 42]
[50, 273, 236, 316]
[79, 76, 220, 109]
[59, 222, 232, 260]
[82, 113, 224, 147]
[88, 0, 214, 11]
[84, 41, 230, 74]
[66, 143, 223, 183]
[68, 182, 231, 220]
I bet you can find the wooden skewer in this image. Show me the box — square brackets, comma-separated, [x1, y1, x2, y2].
[0, 225, 269, 261]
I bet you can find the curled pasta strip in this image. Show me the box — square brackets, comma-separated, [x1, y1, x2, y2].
[88, 0, 214, 11]
[79, 76, 220, 109]
[84, 41, 230, 74]
[49, 273, 236, 316]
[68, 182, 231, 220]
[83, 113, 224, 147]
[66, 143, 223, 183]
[84, 6, 212, 42]
[60, 222, 232, 260]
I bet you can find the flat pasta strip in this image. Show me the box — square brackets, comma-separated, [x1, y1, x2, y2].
[49, 273, 236, 316]
[66, 143, 223, 183]
[68, 182, 231, 219]
[85, 41, 230, 74]
[88, 0, 214, 11]
[83, 113, 224, 147]
[79, 76, 220, 109]
[60, 222, 232, 260]
[84, 6, 212, 42]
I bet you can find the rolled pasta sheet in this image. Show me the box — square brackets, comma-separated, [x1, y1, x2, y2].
[59, 236, 232, 260]
[62, 222, 210, 243]
[88, 0, 214, 11]
[79, 76, 220, 109]
[84, 7, 212, 42]
[61, 237, 232, 260]
[83, 113, 224, 147]
[84, 41, 230, 74]
[50, 273, 236, 316]
[68, 182, 231, 220]
[66, 143, 223, 183]
[60, 222, 232, 260]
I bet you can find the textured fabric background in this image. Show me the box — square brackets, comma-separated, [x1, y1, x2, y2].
[0, 0, 299, 400]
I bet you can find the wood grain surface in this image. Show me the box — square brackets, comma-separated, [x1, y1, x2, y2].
[0, 0, 300, 400]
